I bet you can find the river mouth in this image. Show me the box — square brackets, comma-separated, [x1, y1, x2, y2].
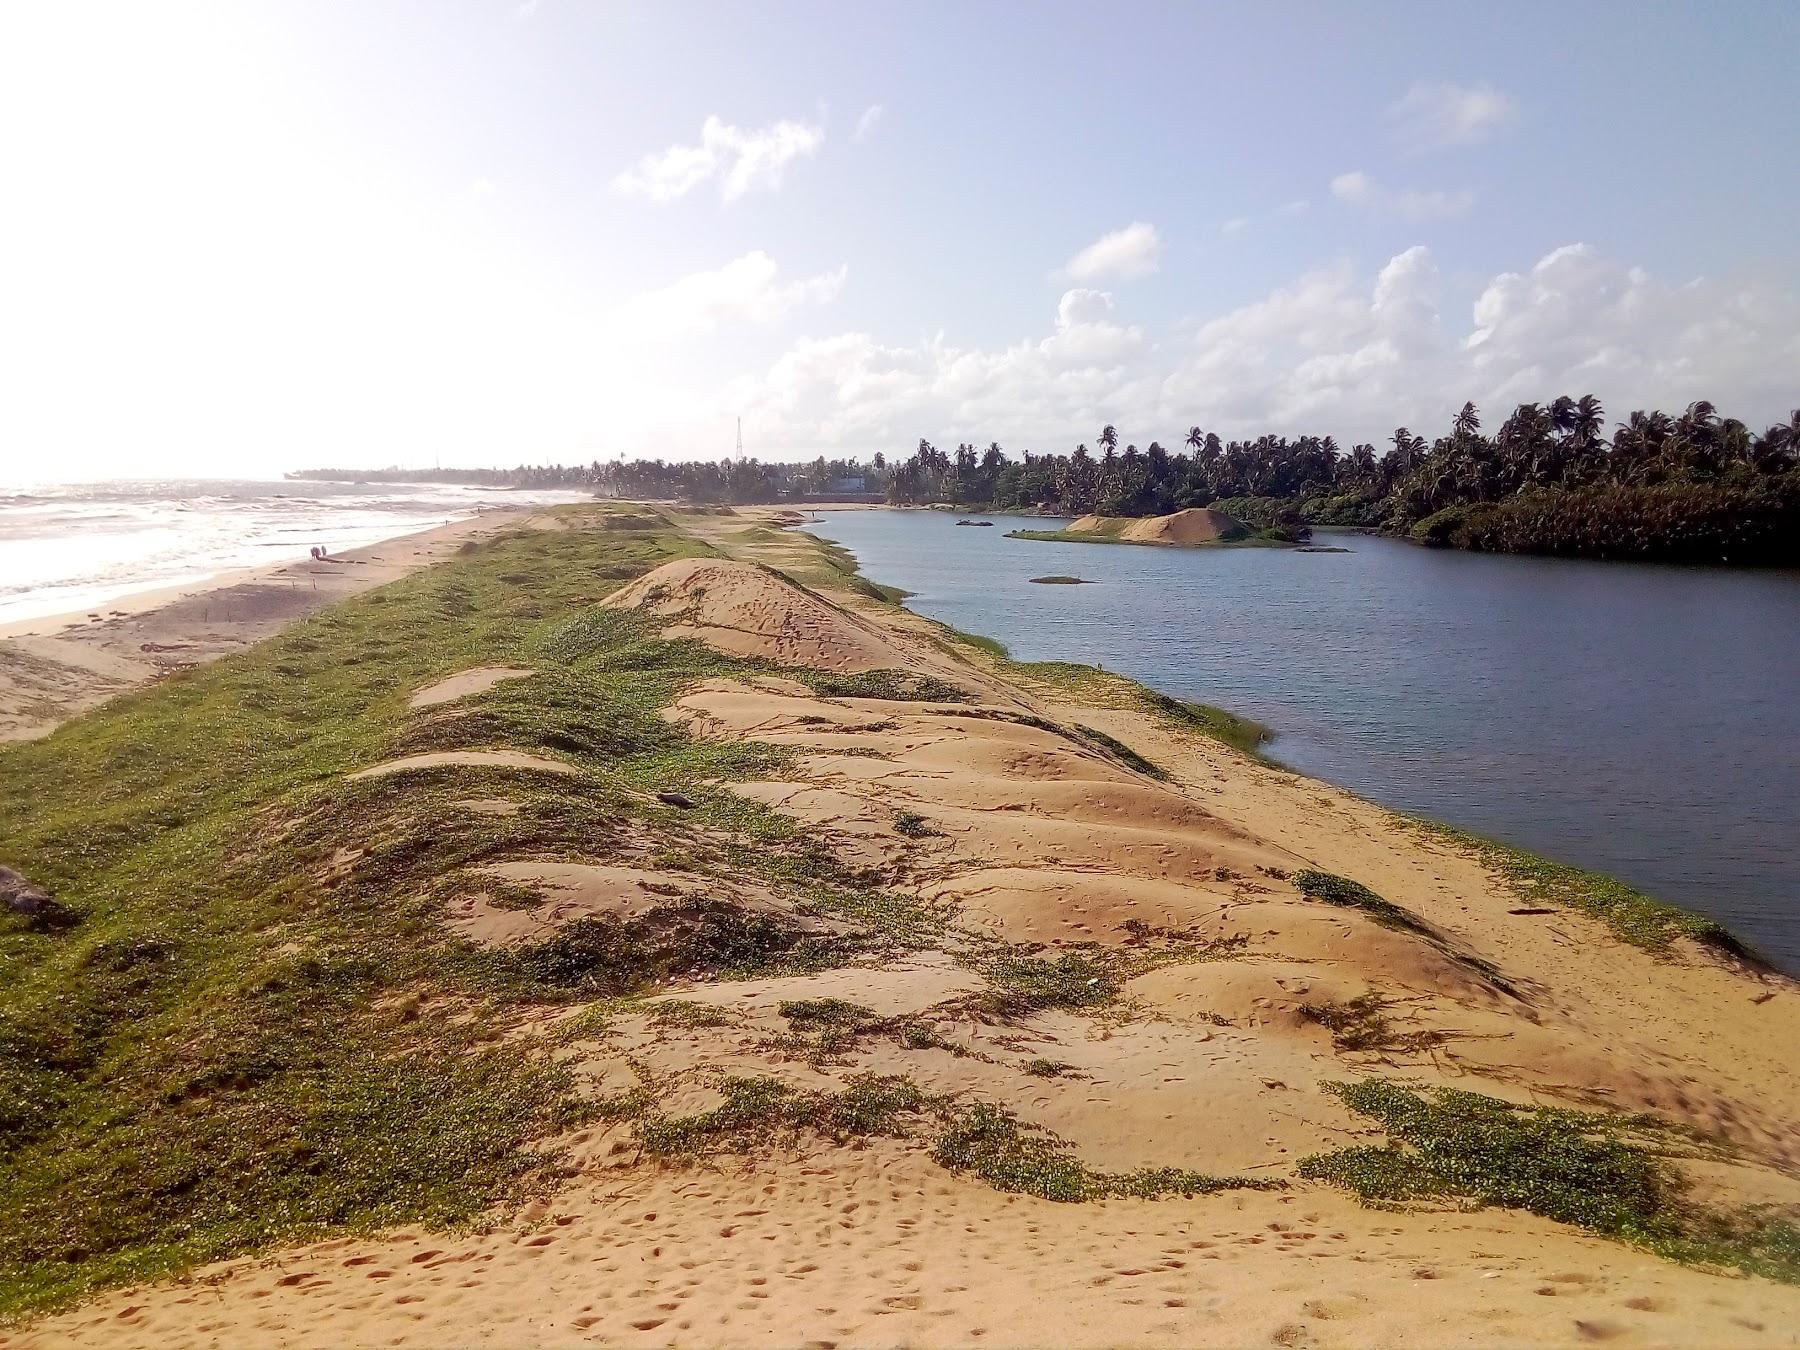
[807, 507, 1800, 973]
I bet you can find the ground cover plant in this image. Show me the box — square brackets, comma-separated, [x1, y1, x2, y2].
[0, 507, 965, 1320]
[1405, 818, 1747, 959]
[1300, 1080, 1800, 1283]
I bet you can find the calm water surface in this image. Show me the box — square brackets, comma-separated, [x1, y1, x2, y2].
[808, 509, 1800, 971]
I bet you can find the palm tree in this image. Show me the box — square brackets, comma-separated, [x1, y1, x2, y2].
[1185, 426, 1205, 454]
[1099, 425, 1118, 455]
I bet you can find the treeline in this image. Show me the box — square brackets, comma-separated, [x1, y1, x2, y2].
[291, 395, 1800, 563]
[288, 457, 870, 502]
[890, 397, 1800, 564]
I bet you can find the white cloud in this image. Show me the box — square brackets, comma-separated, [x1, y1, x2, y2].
[1331, 170, 1474, 221]
[1220, 216, 1251, 238]
[1388, 81, 1517, 152]
[853, 104, 883, 142]
[612, 115, 825, 203]
[606, 252, 846, 340]
[1059, 222, 1162, 282]
[1276, 199, 1310, 216]
[652, 244, 1798, 458]
[1056, 288, 1115, 327]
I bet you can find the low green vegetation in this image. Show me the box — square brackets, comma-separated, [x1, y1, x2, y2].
[633, 1072, 1279, 1207]
[0, 507, 984, 1321]
[1299, 993, 1443, 1055]
[1289, 870, 1521, 998]
[643, 999, 739, 1030]
[1291, 869, 1434, 937]
[928, 626, 1272, 763]
[932, 1102, 1281, 1203]
[1408, 819, 1746, 959]
[1301, 1080, 1800, 1284]
[1069, 722, 1168, 779]
[967, 950, 1120, 1017]
[1027, 574, 1090, 584]
[637, 1073, 934, 1156]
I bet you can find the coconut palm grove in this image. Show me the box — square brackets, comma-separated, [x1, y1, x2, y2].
[296, 395, 1800, 565]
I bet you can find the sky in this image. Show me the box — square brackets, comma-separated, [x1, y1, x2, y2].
[2, 0, 1798, 481]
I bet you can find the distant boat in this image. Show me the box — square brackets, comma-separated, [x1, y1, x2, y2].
[954, 519, 995, 527]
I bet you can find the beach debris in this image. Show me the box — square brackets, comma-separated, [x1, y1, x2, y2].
[1, 864, 78, 931]
[656, 791, 697, 809]
[1508, 907, 1557, 916]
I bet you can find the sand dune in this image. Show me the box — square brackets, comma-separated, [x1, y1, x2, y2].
[19, 506, 1799, 1348]
[605, 557, 938, 676]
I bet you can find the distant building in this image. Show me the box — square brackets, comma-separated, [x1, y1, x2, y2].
[826, 475, 867, 495]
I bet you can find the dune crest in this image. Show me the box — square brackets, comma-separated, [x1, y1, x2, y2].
[603, 556, 966, 683]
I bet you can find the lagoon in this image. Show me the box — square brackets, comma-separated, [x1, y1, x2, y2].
[808, 508, 1800, 971]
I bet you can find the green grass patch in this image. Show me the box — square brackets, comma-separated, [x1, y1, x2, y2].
[933, 1102, 1281, 1203]
[643, 1000, 739, 1030]
[1289, 870, 1521, 997]
[1300, 1079, 1800, 1283]
[1069, 722, 1167, 779]
[892, 810, 939, 838]
[1407, 818, 1752, 960]
[970, 950, 1120, 1017]
[1291, 870, 1435, 938]
[0, 510, 933, 1320]
[637, 1073, 934, 1157]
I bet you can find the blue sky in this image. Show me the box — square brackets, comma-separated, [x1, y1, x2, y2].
[3, 0, 1797, 478]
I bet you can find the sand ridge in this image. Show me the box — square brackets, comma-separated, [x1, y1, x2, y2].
[602, 556, 976, 691]
[19, 505, 1799, 1348]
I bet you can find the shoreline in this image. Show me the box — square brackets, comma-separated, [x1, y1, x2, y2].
[796, 512, 1785, 972]
[0, 508, 538, 742]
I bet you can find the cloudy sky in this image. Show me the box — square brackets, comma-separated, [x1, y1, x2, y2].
[3, 0, 1798, 480]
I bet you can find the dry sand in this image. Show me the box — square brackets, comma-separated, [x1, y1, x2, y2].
[408, 666, 536, 709]
[14, 505, 1799, 1349]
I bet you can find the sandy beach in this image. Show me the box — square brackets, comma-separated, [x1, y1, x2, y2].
[5, 503, 1797, 1348]
[0, 509, 541, 743]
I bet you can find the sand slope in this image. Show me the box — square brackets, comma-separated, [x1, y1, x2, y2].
[603, 556, 977, 692]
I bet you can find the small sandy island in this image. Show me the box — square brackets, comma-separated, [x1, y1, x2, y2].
[1010, 507, 1276, 547]
[5, 502, 1796, 1348]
